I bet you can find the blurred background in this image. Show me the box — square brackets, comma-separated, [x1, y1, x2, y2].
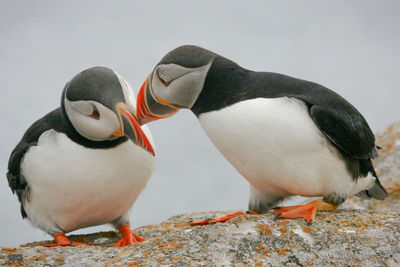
[0, 1, 399, 247]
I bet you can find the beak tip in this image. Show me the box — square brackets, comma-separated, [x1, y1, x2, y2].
[117, 102, 155, 156]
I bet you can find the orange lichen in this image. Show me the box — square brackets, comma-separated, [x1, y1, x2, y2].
[7, 260, 24, 266]
[386, 181, 400, 197]
[242, 214, 250, 220]
[32, 254, 46, 261]
[262, 250, 270, 256]
[384, 143, 393, 152]
[127, 261, 139, 267]
[1, 248, 18, 253]
[256, 224, 272, 235]
[173, 223, 187, 228]
[280, 228, 288, 235]
[160, 222, 175, 233]
[278, 249, 287, 256]
[277, 220, 290, 226]
[55, 257, 65, 262]
[156, 257, 165, 262]
[369, 256, 378, 263]
[303, 227, 312, 233]
[159, 241, 188, 250]
[270, 245, 294, 256]
[170, 256, 183, 263]
[254, 243, 265, 252]
[339, 219, 373, 229]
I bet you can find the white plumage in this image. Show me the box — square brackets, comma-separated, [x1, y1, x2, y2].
[199, 97, 375, 203]
[21, 128, 155, 234]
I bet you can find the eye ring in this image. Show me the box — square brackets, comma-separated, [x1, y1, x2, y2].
[90, 106, 100, 120]
[157, 73, 170, 86]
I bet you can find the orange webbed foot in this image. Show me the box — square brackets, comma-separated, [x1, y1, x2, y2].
[190, 211, 253, 226]
[113, 225, 145, 247]
[273, 200, 337, 224]
[44, 233, 91, 247]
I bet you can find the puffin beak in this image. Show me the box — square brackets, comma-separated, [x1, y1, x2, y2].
[136, 73, 179, 125]
[113, 102, 155, 156]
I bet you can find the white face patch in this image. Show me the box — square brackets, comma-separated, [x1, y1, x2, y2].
[64, 97, 120, 141]
[114, 71, 137, 112]
[151, 62, 212, 108]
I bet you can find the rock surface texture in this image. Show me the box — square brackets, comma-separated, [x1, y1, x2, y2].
[1, 122, 400, 266]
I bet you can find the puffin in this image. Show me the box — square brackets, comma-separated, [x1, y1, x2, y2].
[7, 67, 155, 246]
[135, 45, 388, 224]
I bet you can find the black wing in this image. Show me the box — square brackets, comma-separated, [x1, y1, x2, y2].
[308, 103, 376, 159]
[260, 72, 377, 159]
[253, 72, 377, 160]
[7, 108, 61, 218]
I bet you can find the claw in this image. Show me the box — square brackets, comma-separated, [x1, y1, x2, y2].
[246, 211, 259, 215]
[274, 212, 282, 221]
[113, 225, 145, 247]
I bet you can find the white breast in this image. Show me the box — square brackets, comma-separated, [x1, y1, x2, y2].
[199, 97, 358, 199]
[21, 129, 155, 234]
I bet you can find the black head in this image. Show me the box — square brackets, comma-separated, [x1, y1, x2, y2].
[63, 67, 154, 155]
[136, 45, 223, 124]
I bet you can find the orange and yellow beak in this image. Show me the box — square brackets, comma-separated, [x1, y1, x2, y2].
[136, 74, 179, 125]
[114, 102, 155, 156]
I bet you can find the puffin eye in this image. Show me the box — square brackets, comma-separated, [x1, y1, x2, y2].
[90, 106, 100, 120]
[157, 73, 170, 86]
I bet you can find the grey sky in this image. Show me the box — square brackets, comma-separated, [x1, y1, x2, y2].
[0, 1, 399, 247]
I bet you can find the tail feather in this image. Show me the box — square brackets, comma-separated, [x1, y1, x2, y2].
[355, 176, 388, 200]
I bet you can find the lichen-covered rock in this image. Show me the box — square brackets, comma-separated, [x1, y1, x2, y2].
[1, 122, 400, 266]
[1, 210, 400, 266]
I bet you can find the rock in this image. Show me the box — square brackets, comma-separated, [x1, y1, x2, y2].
[1, 122, 400, 266]
[1, 210, 400, 266]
